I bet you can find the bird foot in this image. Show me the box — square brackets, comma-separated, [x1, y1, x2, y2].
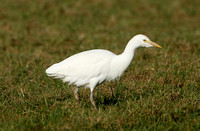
[90, 99, 97, 110]
[74, 92, 79, 101]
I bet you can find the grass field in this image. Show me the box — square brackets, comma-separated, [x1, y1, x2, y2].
[0, 0, 199, 130]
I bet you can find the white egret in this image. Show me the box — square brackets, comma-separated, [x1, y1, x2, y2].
[46, 34, 162, 109]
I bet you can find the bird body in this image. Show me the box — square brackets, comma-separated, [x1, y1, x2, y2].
[46, 34, 162, 109]
[46, 49, 133, 87]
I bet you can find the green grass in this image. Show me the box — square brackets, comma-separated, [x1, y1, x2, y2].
[0, 0, 200, 130]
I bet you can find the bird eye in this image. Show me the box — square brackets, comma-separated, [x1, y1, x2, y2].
[143, 39, 147, 42]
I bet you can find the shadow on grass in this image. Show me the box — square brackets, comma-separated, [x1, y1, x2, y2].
[96, 95, 127, 108]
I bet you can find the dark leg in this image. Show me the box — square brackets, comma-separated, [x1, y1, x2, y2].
[110, 86, 114, 97]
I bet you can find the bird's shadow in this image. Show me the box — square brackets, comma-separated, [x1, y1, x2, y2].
[95, 82, 128, 108]
[96, 94, 127, 108]
[97, 97, 117, 106]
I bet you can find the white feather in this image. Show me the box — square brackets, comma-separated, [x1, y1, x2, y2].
[45, 34, 162, 108]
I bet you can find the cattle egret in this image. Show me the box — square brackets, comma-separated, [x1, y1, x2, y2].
[46, 34, 162, 109]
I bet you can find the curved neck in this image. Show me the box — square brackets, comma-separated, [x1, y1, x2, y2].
[114, 39, 139, 72]
[122, 38, 139, 55]
[110, 38, 140, 78]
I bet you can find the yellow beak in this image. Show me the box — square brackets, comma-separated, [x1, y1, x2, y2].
[145, 40, 162, 48]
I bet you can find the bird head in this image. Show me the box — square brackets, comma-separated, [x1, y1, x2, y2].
[132, 34, 162, 48]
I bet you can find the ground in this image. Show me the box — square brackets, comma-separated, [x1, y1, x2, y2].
[0, 0, 199, 130]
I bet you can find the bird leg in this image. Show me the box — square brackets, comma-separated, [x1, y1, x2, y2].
[90, 92, 97, 110]
[110, 86, 114, 98]
[110, 79, 120, 97]
[74, 88, 79, 101]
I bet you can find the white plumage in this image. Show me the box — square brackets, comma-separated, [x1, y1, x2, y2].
[46, 34, 162, 109]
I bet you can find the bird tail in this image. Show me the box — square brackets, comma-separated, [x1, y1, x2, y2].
[46, 64, 56, 76]
[45, 64, 65, 79]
